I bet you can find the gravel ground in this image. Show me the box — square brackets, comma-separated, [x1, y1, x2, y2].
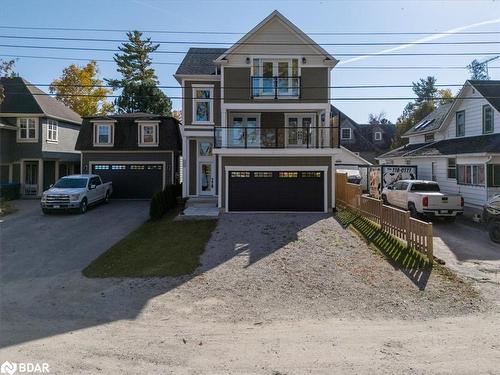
[2, 212, 497, 374]
[147, 213, 486, 323]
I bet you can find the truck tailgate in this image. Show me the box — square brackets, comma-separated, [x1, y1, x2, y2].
[426, 194, 462, 210]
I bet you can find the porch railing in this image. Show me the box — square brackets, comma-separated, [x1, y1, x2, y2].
[214, 126, 334, 149]
[251, 76, 301, 98]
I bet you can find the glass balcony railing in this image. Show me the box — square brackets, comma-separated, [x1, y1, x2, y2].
[214, 127, 334, 149]
[251, 76, 301, 99]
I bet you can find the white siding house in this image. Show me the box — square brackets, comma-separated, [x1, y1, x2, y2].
[378, 80, 500, 211]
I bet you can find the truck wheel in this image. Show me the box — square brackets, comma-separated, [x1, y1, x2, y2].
[488, 221, 500, 244]
[382, 195, 388, 205]
[79, 198, 88, 214]
[42, 208, 50, 215]
[408, 203, 419, 219]
[104, 191, 110, 203]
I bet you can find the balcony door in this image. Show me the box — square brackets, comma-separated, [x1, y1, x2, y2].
[229, 114, 260, 148]
[285, 114, 316, 148]
[252, 58, 299, 98]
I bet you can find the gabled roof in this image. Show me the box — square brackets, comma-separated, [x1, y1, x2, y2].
[403, 102, 453, 137]
[469, 79, 500, 113]
[175, 48, 227, 76]
[0, 77, 82, 125]
[214, 10, 337, 65]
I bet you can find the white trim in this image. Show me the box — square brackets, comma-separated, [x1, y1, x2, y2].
[192, 84, 215, 125]
[222, 102, 330, 110]
[88, 160, 167, 191]
[214, 10, 337, 65]
[1, 113, 81, 125]
[46, 119, 58, 143]
[213, 148, 339, 156]
[224, 165, 328, 213]
[16, 117, 39, 143]
[217, 153, 222, 207]
[137, 122, 159, 147]
[374, 131, 382, 141]
[174, 74, 220, 83]
[93, 122, 115, 147]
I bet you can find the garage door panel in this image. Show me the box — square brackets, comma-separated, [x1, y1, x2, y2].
[228, 170, 324, 212]
[92, 164, 163, 199]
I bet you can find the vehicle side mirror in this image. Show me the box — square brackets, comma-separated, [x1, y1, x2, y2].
[49, 184, 53, 188]
[90, 184, 96, 190]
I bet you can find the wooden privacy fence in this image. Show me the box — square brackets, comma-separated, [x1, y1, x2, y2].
[336, 173, 433, 261]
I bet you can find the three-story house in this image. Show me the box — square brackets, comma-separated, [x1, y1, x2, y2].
[175, 10, 366, 213]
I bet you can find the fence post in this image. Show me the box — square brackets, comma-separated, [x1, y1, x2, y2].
[404, 211, 410, 243]
[427, 223, 434, 261]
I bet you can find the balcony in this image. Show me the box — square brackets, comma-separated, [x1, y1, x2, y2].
[214, 126, 334, 149]
[251, 76, 301, 99]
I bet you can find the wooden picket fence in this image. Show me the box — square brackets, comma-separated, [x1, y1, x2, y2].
[336, 173, 433, 261]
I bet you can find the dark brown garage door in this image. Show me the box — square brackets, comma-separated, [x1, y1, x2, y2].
[92, 164, 163, 199]
[228, 170, 324, 212]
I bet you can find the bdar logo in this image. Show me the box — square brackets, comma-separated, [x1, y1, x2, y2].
[0, 361, 17, 375]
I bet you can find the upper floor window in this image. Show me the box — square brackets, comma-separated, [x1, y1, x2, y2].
[192, 85, 214, 124]
[456, 110, 465, 137]
[93, 123, 114, 146]
[17, 118, 38, 142]
[483, 105, 494, 134]
[374, 131, 382, 141]
[46, 119, 58, 142]
[341, 128, 352, 140]
[138, 122, 159, 146]
[424, 133, 435, 142]
[251, 58, 300, 98]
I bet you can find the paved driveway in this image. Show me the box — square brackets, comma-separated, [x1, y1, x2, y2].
[433, 219, 500, 285]
[1, 199, 149, 283]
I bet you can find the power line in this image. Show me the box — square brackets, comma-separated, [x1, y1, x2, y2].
[4, 92, 498, 101]
[0, 25, 499, 36]
[1, 44, 498, 57]
[3, 54, 500, 70]
[7, 82, 495, 89]
[0, 34, 499, 46]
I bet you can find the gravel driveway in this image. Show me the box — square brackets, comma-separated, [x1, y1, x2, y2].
[1, 210, 497, 374]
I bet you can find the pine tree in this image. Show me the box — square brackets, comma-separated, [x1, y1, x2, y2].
[106, 31, 172, 115]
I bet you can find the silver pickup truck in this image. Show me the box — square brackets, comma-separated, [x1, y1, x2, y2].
[41, 174, 112, 214]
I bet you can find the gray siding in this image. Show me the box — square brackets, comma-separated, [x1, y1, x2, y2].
[43, 161, 56, 190]
[188, 140, 197, 195]
[12, 163, 20, 183]
[0, 165, 9, 183]
[41, 117, 80, 155]
[224, 67, 328, 103]
[82, 151, 175, 185]
[220, 156, 333, 208]
[184, 80, 221, 126]
[0, 129, 17, 163]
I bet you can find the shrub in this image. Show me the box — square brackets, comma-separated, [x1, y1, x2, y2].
[149, 191, 167, 220]
[0, 183, 20, 201]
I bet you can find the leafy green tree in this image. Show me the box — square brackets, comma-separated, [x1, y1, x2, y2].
[106, 31, 172, 115]
[467, 59, 489, 80]
[49, 60, 114, 116]
[391, 76, 440, 149]
[0, 58, 18, 78]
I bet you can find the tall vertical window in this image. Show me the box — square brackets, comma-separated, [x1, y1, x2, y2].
[17, 118, 37, 142]
[138, 122, 158, 146]
[46, 119, 58, 142]
[447, 158, 456, 179]
[483, 105, 494, 134]
[456, 110, 465, 137]
[93, 123, 114, 146]
[192, 86, 214, 124]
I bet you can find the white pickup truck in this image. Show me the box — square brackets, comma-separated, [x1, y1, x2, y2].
[41, 174, 112, 214]
[381, 180, 464, 221]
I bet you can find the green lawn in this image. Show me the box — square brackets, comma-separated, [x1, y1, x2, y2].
[83, 212, 218, 278]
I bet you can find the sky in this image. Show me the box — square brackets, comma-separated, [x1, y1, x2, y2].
[1, 0, 499, 123]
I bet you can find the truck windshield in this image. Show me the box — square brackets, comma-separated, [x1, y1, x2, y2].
[410, 183, 440, 192]
[53, 178, 87, 189]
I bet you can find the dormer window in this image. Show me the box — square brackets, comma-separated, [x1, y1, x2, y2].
[374, 131, 382, 141]
[192, 85, 214, 124]
[138, 122, 159, 147]
[424, 133, 435, 142]
[341, 128, 352, 140]
[17, 118, 38, 142]
[46, 119, 58, 143]
[93, 123, 114, 146]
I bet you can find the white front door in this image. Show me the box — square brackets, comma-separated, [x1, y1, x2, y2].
[199, 162, 215, 195]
